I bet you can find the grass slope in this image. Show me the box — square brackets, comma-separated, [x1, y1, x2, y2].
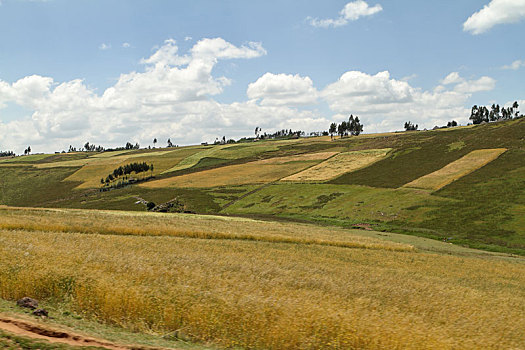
[0, 119, 523, 254]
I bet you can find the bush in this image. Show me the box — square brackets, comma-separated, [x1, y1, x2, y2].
[146, 202, 156, 211]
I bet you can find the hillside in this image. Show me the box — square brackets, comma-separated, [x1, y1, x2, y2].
[1, 119, 524, 254]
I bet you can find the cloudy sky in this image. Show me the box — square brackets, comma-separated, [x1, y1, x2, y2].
[0, 0, 524, 153]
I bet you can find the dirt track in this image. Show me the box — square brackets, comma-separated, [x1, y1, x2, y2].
[0, 315, 164, 349]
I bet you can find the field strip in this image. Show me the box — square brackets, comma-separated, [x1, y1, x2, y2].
[281, 148, 391, 182]
[0, 222, 413, 252]
[160, 143, 284, 174]
[403, 148, 507, 191]
[144, 152, 337, 188]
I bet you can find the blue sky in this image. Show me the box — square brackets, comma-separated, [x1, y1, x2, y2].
[0, 0, 524, 153]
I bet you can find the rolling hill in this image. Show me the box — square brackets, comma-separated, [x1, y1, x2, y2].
[0, 119, 524, 254]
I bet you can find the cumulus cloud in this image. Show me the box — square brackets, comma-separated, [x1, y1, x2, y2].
[439, 72, 496, 93]
[122, 42, 131, 48]
[308, 0, 382, 28]
[1, 37, 323, 153]
[247, 73, 318, 106]
[321, 70, 495, 132]
[463, 0, 525, 34]
[502, 59, 525, 70]
[0, 37, 498, 154]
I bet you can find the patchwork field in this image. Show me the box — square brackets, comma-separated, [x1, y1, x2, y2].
[403, 148, 507, 190]
[63, 148, 202, 188]
[143, 152, 337, 188]
[0, 207, 523, 350]
[282, 148, 390, 182]
[161, 142, 285, 174]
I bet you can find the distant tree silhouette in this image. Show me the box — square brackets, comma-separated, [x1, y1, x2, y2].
[404, 121, 418, 131]
[329, 123, 337, 140]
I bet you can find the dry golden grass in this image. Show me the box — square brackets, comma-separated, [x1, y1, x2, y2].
[0, 207, 523, 349]
[143, 152, 336, 188]
[404, 148, 507, 190]
[282, 149, 390, 182]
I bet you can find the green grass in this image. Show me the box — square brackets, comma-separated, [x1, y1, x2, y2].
[223, 183, 447, 224]
[0, 166, 82, 207]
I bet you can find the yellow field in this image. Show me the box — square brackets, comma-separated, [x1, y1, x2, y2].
[60, 148, 202, 188]
[404, 148, 507, 190]
[282, 149, 390, 182]
[0, 207, 523, 349]
[144, 152, 337, 188]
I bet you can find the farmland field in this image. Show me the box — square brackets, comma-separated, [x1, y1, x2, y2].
[403, 148, 507, 190]
[0, 207, 523, 349]
[282, 148, 390, 182]
[143, 152, 337, 188]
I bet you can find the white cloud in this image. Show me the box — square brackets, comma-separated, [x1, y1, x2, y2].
[463, 0, 525, 34]
[99, 43, 111, 50]
[0, 37, 498, 154]
[453, 76, 495, 93]
[122, 42, 131, 48]
[247, 73, 318, 106]
[0, 38, 299, 154]
[502, 59, 525, 70]
[308, 0, 382, 28]
[441, 72, 463, 85]
[184, 36, 192, 41]
[438, 72, 495, 93]
[321, 70, 495, 132]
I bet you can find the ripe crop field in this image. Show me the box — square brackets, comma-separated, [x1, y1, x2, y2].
[282, 148, 390, 182]
[403, 148, 507, 190]
[0, 207, 523, 349]
[143, 152, 336, 188]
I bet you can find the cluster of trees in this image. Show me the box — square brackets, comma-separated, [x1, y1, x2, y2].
[404, 121, 418, 131]
[470, 102, 521, 124]
[0, 150, 15, 157]
[83, 142, 105, 152]
[248, 127, 304, 141]
[101, 162, 153, 187]
[23, 146, 31, 155]
[213, 136, 236, 145]
[329, 115, 363, 139]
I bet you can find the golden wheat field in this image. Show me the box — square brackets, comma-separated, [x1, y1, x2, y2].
[0, 207, 524, 349]
[403, 148, 507, 190]
[143, 152, 336, 188]
[282, 149, 390, 182]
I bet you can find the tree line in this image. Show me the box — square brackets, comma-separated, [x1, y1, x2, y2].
[0, 150, 15, 157]
[329, 115, 363, 139]
[470, 101, 521, 124]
